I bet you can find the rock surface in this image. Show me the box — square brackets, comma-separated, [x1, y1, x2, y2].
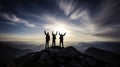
[7, 46, 120, 67]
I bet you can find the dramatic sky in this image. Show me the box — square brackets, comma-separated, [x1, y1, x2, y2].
[0, 0, 120, 43]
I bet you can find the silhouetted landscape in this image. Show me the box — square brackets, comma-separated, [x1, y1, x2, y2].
[0, 0, 120, 67]
[0, 41, 120, 67]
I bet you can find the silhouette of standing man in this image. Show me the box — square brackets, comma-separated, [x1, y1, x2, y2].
[44, 31, 50, 48]
[59, 32, 66, 48]
[52, 31, 57, 47]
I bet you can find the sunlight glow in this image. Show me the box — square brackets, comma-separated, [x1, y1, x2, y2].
[55, 25, 67, 33]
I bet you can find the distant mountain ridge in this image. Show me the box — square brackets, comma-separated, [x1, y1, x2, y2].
[85, 47, 120, 63]
[0, 44, 32, 67]
[7, 46, 120, 67]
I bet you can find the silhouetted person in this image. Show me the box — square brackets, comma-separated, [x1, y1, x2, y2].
[44, 31, 50, 48]
[52, 31, 57, 47]
[59, 32, 66, 47]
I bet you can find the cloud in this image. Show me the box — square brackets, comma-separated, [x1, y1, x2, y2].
[0, 13, 37, 28]
[58, 0, 77, 16]
[90, 0, 120, 39]
[57, 0, 120, 40]
[58, 0, 88, 20]
[69, 9, 88, 20]
[57, 0, 95, 34]
[0, 0, 120, 41]
[36, 13, 95, 38]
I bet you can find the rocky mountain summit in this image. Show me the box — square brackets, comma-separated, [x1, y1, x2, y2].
[8, 46, 120, 67]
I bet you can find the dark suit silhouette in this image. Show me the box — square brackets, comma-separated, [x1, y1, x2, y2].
[59, 32, 66, 47]
[52, 31, 57, 47]
[44, 31, 50, 48]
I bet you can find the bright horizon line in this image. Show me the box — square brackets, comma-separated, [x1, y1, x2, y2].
[0, 34, 118, 43]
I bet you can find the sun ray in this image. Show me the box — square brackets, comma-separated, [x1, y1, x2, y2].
[55, 25, 67, 33]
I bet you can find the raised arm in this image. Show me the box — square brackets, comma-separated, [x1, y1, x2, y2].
[56, 31, 57, 35]
[63, 32, 66, 36]
[44, 31, 46, 35]
[52, 31, 53, 35]
[59, 32, 61, 35]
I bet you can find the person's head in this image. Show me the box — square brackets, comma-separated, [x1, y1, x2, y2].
[47, 32, 49, 35]
[60, 33, 62, 35]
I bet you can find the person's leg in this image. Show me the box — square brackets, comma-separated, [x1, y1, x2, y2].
[46, 43, 48, 48]
[62, 41, 64, 47]
[45, 44, 46, 48]
[52, 41, 53, 47]
[59, 40, 61, 47]
[45, 40, 47, 48]
[48, 42, 49, 48]
[53, 40, 55, 47]
[54, 40, 56, 46]
[53, 42, 55, 47]
[46, 40, 49, 48]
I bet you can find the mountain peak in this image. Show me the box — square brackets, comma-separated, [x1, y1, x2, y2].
[8, 46, 119, 67]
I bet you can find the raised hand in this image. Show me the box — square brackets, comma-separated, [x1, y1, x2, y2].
[52, 31, 54, 34]
[64, 32, 66, 36]
[44, 31, 46, 35]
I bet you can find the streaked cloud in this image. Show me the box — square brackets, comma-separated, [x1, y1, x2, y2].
[90, 0, 120, 39]
[58, 0, 88, 20]
[0, 13, 37, 28]
[57, 0, 95, 35]
[58, 0, 77, 16]
[35, 13, 96, 40]
[0, 0, 120, 42]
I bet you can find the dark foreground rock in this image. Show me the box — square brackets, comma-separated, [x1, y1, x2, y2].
[7, 46, 120, 67]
